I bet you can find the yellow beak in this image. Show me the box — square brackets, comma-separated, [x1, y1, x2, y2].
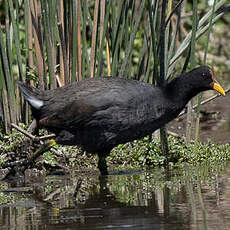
[212, 82, 225, 96]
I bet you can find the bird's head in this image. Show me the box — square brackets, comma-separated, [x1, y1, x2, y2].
[190, 66, 225, 96]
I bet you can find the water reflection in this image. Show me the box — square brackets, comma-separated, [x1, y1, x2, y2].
[0, 163, 229, 229]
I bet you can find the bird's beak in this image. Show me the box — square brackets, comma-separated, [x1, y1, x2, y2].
[212, 82, 225, 96]
[209, 69, 225, 96]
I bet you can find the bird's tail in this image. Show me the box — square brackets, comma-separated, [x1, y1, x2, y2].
[17, 81, 44, 111]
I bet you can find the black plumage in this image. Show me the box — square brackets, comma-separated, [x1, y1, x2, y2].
[18, 66, 225, 174]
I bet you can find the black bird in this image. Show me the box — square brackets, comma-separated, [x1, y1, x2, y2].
[18, 66, 225, 174]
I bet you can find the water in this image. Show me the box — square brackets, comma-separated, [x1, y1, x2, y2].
[0, 163, 230, 230]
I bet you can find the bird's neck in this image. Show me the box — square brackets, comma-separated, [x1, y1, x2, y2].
[164, 75, 202, 107]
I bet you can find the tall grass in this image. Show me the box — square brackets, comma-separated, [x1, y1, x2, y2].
[0, 1, 227, 148]
[195, 0, 218, 141]
[185, 0, 198, 143]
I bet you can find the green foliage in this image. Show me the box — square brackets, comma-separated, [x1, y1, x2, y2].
[108, 135, 230, 170]
[0, 129, 229, 172]
[43, 151, 58, 166]
[0, 123, 28, 165]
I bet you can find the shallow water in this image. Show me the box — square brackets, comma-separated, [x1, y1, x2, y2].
[1, 163, 230, 230]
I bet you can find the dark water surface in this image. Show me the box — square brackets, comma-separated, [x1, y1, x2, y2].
[0, 163, 230, 230]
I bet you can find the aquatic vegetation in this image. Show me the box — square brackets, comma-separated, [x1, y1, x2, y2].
[0, 129, 229, 173]
[108, 135, 230, 170]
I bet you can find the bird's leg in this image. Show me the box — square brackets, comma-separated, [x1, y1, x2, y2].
[98, 154, 108, 175]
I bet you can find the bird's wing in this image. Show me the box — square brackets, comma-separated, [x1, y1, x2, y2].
[39, 97, 99, 129]
[37, 86, 127, 127]
[38, 79, 161, 132]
